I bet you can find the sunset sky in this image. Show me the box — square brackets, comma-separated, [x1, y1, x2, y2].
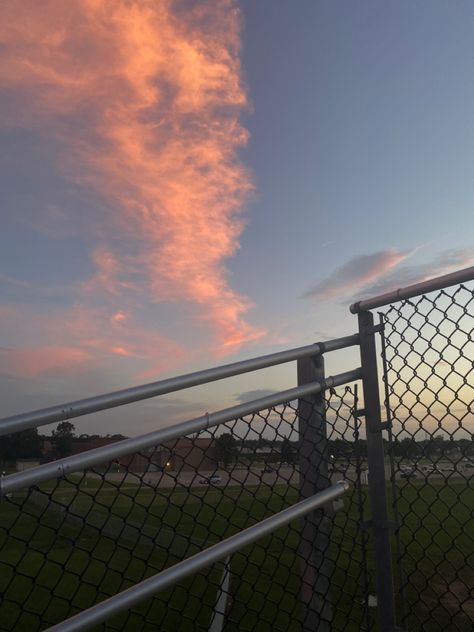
[1, 0, 474, 436]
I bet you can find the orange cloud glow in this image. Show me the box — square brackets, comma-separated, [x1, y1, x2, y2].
[111, 311, 127, 325]
[61, 305, 188, 372]
[109, 346, 136, 357]
[0, 0, 264, 351]
[0, 303, 187, 379]
[0, 346, 92, 378]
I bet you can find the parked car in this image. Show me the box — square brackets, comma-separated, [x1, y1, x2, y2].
[198, 475, 222, 485]
[400, 469, 417, 478]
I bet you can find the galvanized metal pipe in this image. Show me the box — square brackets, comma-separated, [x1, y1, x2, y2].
[298, 353, 332, 631]
[0, 334, 359, 436]
[350, 265, 474, 313]
[0, 368, 362, 496]
[357, 311, 397, 632]
[44, 481, 350, 632]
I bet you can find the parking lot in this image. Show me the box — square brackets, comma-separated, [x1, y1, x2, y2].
[91, 460, 474, 489]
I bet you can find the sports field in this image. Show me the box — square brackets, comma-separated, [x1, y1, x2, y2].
[388, 479, 474, 631]
[0, 477, 472, 631]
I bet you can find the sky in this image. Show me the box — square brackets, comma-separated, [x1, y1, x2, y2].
[1, 0, 473, 437]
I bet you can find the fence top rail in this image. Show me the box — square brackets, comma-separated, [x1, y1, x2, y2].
[0, 367, 361, 496]
[0, 333, 359, 438]
[349, 265, 474, 314]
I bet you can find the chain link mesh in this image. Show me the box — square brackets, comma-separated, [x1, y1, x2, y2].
[380, 282, 474, 631]
[0, 385, 372, 631]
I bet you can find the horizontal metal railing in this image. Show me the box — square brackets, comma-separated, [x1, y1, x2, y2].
[0, 367, 361, 496]
[0, 333, 362, 629]
[350, 264, 474, 313]
[44, 482, 350, 632]
[0, 334, 359, 436]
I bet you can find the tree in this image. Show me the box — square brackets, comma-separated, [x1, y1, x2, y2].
[52, 421, 76, 458]
[215, 433, 238, 468]
[330, 438, 353, 459]
[280, 437, 296, 464]
[428, 435, 446, 457]
[457, 438, 474, 457]
[354, 439, 368, 459]
[399, 437, 421, 459]
[0, 428, 42, 465]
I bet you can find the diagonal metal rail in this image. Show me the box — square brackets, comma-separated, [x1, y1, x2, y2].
[44, 482, 350, 632]
[350, 265, 474, 313]
[0, 334, 359, 436]
[0, 368, 361, 496]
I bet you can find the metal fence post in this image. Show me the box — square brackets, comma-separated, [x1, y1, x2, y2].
[298, 354, 332, 631]
[357, 310, 398, 632]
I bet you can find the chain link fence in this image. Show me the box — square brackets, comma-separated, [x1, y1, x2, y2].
[4, 269, 472, 631]
[0, 385, 372, 632]
[380, 281, 474, 631]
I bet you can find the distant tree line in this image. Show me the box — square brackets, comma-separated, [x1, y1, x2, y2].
[1, 425, 471, 468]
[212, 433, 473, 469]
[388, 436, 473, 459]
[0, 428, 42, 465]
[0, 421, 76, 465]
[214, 434, 299, 467]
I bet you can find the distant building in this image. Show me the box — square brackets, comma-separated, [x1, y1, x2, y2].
[117, 438, 217, 473]
[41, 435, 217, 474]
[159, 438, 217, 472]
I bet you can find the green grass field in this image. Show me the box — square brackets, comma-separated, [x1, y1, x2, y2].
[387, 479, 474, 631]
[0, 477, 472, 631]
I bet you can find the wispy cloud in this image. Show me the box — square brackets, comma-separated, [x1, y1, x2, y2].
[0, 273, 33, 290]
[0, 346, 93, 378]
[0, 0, 265, 379]
[303, 246, 474, 307]
[0, 303, 186, 379]
[303, 248, 415, 302]
[352, 247, 474, 301]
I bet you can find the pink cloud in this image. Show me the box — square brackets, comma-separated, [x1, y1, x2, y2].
[304, 249, 415, 302]
[111, 311, 127, 325]
[0, 346, 92, 378]
[353, 247, 474, 300]
[0, 302, 187, 379]
[304, 246, 474, 307]
[0, 0, 264, 351]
